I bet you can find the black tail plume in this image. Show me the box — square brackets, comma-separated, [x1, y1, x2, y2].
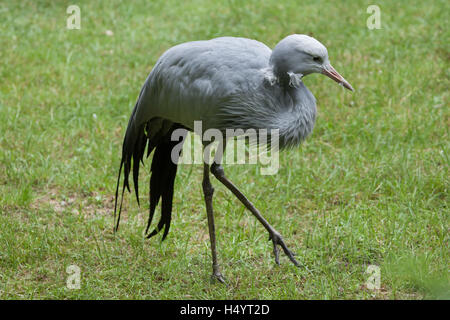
[145, 124, 186, 240]
[114, 112, 187, 241]
[114, 102, 143, 232]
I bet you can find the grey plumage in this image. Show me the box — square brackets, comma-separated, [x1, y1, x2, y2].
[130, 36, 322, 141]
[216, 80, 316, 148]
[114, 34, 353, 280]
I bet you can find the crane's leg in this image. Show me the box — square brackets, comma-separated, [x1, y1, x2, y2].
[210, 163, 300, 267]
[202, 162, 226, 283]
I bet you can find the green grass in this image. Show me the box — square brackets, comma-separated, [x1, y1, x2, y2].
[0, 0, 448, 299]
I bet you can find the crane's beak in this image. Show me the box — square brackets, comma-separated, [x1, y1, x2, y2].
[322, 64, 354, 91]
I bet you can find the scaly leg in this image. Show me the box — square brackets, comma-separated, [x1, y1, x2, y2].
[210, 163, 300, 267]
[202, 163, 226, 283]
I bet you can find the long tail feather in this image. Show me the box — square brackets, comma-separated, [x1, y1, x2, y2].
[145, 124, 186, 240]
[114, 91, 148, 231]
[115, 114, 140, 231]
[114, 113, 187, 240]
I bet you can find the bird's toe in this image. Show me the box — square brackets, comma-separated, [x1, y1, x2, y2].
[211, 272, 227, 284]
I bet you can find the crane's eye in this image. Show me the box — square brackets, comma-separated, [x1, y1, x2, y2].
[313, 56, 322, 63]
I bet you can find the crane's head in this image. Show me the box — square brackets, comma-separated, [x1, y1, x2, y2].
[270, 34, 354, 91]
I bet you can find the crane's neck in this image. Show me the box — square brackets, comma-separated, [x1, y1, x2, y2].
[271, 82, 317, 148]
[217, 72, 317, 149]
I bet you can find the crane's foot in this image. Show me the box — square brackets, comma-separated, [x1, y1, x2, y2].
[269, 230, 300, 267]
[211, 270, 226, 284]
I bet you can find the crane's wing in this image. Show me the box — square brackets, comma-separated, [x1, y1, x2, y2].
[133, 37, 273, 130]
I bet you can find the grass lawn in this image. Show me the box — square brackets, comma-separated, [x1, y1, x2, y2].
[0, 0, 448, 299]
